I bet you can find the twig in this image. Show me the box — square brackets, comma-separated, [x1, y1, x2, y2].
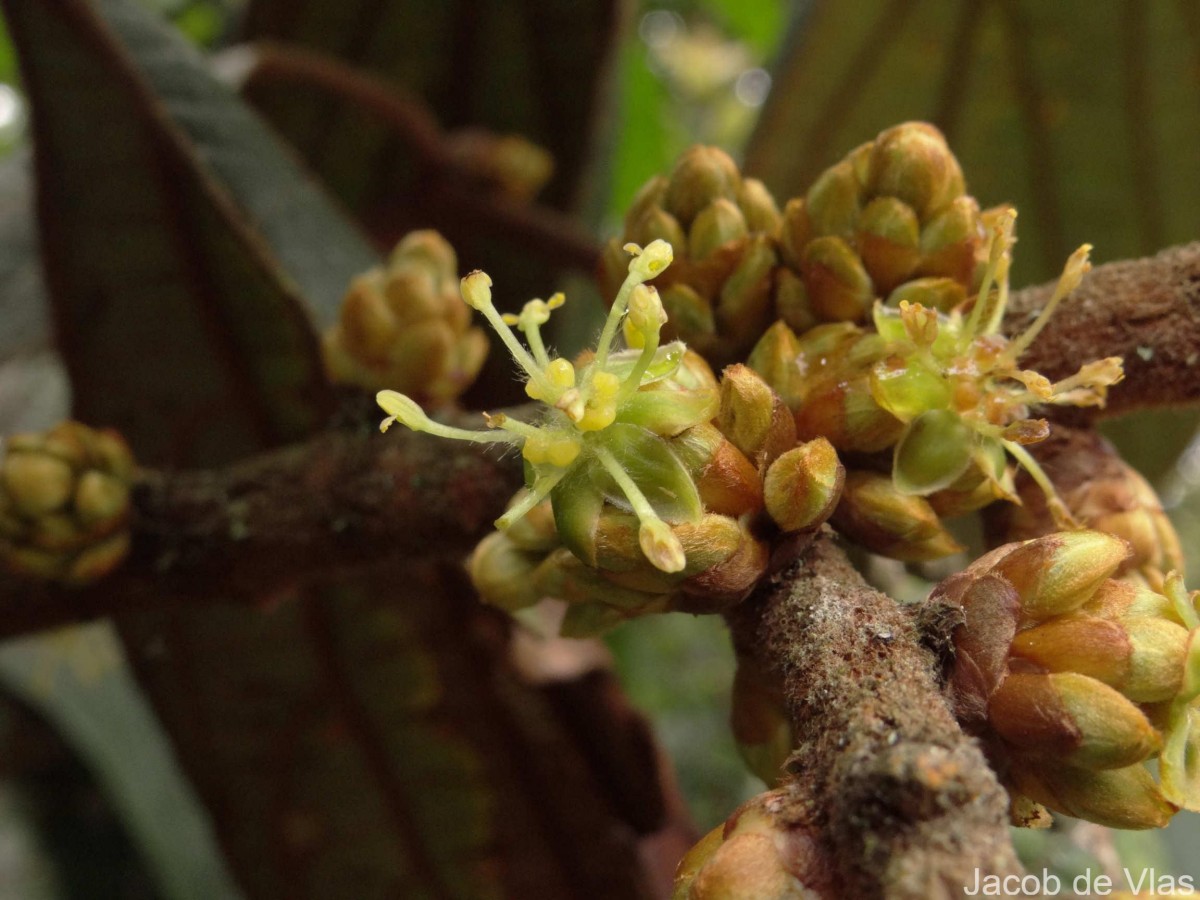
[0, 417, 524, 638]
[726, 533, 1023, 899]
[1006, 241, 1200, 419]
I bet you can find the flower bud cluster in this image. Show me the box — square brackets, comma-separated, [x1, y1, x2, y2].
[378, 240, 844, 636]
[990, 439, 1183, 592]
[935, 530, 1200, 829]
[672, 789, 835, 899]
[601, 146, 783, 367]
[748, 210, 1122, 561]
[322, 230, 488, 403]
[0, 421, 135, 586]
[778, 122, 1003, 330]
[465, 361, 845, 637]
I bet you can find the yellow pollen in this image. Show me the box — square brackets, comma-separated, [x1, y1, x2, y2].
[546, 358, 575, 388]
[547, 438, 582, 467]
[577, 402, 617, 432]
[593, 371, 620, 399]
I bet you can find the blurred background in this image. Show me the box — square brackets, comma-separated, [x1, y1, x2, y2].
[0, 0, 1198, 896]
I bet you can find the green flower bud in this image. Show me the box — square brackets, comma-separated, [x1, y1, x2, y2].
[773, 268, 817, 334]
[689, 199, 749, 260]
[919, 195, 982, 283]
[673, 791, 835, 899]
[629, 206, 689, 254]
[990, 531, 1130, 620]
[857, 196, 920, 292]
[736, 178, 782, 236]
[800, 235, 875, 322]
[1010, 762, 1176, 830]
[661, 282, 717, 350]
[746, 321, 805, 411]
[778, 197, 812, 270]
[866, 122, 964, 221]
[717, 365, 795, 466]
[1012, 611, 1191, 705]
[665, 145, 742, 228]
[715, 235, 778, 356]
[2, 451, 73, 518]
[763, 439, 844, 533]
[731, 655, 793, 785]
[0, 421, 134, 586]
[989, 672, 1161, 770]
[831, 471, 962, 561]
[670, 424, 763, 518]
[322, 231, 489, 402]
[804, 159, 862, 238]
[467, 531, 546, 612]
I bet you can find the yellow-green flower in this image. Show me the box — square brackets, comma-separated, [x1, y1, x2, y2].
[378, 239, 720, 574]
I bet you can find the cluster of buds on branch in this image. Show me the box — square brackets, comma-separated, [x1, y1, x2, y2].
[938, 531, 1200, 828]
[749, 216, 1122, 560]
[0, 421, 134, 585]
[322, 230, 488, 403]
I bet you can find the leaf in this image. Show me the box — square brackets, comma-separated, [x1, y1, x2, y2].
[238, 0, 623, 218]
[0, 157, 242, 900]
[116, 563, 674, 899]
[0, 624, 245, 900]
[747, 0, 1200, 286]
[3, 0, 379, 466]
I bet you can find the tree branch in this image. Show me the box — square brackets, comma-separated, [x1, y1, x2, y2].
[1006, 241, 1200, 419]
[727, 533, 1023, 899]
[0, 418, 523, 638]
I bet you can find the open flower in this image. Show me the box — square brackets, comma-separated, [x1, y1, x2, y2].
[379, 239, 715, 574]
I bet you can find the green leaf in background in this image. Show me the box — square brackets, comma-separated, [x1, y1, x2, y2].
[2, 0, 378, 466]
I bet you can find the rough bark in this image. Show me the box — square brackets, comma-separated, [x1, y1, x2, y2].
[728, 533, 1022, 899]
[1008, 241, 1200, 419]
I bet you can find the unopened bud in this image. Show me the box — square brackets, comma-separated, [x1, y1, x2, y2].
[467, 531, 545, 612]
[918, 195, 982, 283]
[990, 531, 1130, 620]
[717, 365, 795, 465]
[665, 145, 742, 227]
[629, 206, 688, 254]
[736, 178, 782, 235]
[670, 424, 763, 518]
[988, 672, 1160, 770]
[804, 159, 862, 238]
[866, 122, 964, 220]
[747, 321, 804, 410]
[832, 470, 962, 561]
[801, 235, 875, 322]
[689, 198, 749, 260]
[857, 196, 920, 292]
[1011, 762, 1176, 830]
[886, 277, 968, 314]
[763, 438, 844, 533]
